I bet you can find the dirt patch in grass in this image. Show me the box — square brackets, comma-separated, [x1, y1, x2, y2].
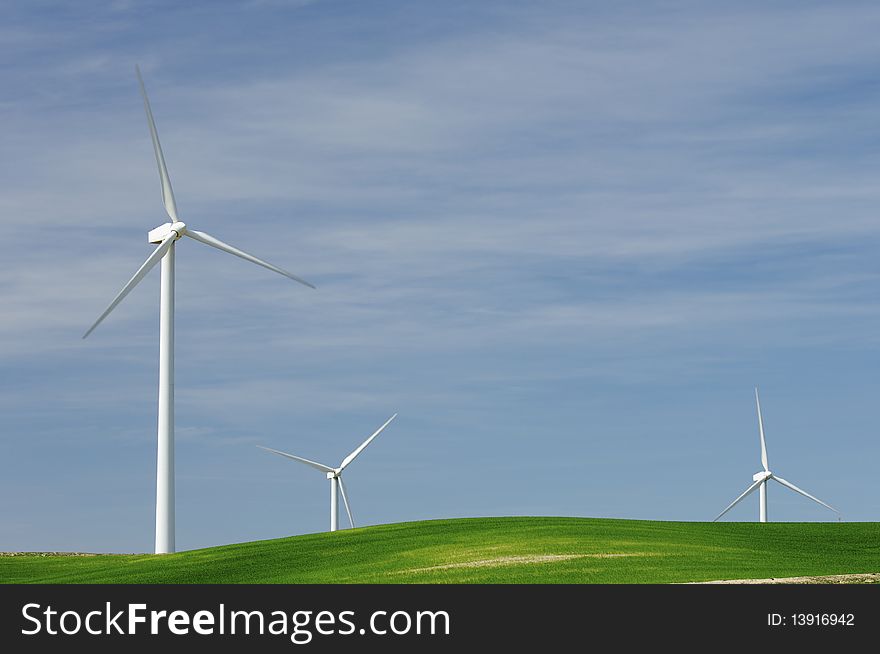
[690, 572, 880, 585]
[398, 552, 652, 574]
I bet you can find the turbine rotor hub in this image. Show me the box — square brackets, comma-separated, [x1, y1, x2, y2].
[752, 470, 772, 482]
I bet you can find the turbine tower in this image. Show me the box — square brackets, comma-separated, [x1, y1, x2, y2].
[84, 67, 315, 554]
[713, 388, 838, 523]
[258, 413, 397, 531]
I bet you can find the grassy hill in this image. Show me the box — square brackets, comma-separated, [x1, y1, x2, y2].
[2, 517, 878, 584]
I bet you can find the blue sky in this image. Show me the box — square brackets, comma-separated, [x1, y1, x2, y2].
[2, 0, 879, 553]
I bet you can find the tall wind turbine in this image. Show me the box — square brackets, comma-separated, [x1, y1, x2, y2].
[713, 388, 838, 523]
[258, 413, 397, 531]
[83, 67, 315, 554]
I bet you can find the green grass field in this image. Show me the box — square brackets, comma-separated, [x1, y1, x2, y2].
[2, 517, 878, 584]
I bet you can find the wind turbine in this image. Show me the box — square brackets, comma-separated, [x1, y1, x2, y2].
[83, 67, 315, 554]
[258, 413, 397, 531]
[713, 388, 838, 523]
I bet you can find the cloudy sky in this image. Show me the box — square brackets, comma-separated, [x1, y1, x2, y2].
[2, 0, 879, 553]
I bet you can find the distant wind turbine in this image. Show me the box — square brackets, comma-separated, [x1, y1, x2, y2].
[258, 413, 398, 531]
[83, 66, 315, 554]
[713, 388, 838, 523]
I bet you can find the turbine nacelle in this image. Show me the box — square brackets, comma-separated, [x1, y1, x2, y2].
[327, 470, 342, 480]
[148, 222, 187, 243]
[752, 470, 772, 483]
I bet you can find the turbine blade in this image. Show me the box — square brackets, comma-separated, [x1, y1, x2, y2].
[337, 477, 355, 528]
[713, 479, 763, 522]
[136, 65, 179, 222]
[339, 413, 398, 471]
[756, 387, 768, 471]
[82, 235, 175, 339]
[185, 230, 315, 289]
[773, 476, 838, 514]
[256, 445, 334, 473]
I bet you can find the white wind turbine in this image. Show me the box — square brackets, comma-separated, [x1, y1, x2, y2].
[713, 388, 838, 523]
[83, 67, 315, 554]
[258, 413, 398, 531]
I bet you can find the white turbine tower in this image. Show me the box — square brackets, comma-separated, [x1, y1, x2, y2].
[714, 388, 838, 523]
[83, 67, 315, 554]
[258, 413, 397, 531]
